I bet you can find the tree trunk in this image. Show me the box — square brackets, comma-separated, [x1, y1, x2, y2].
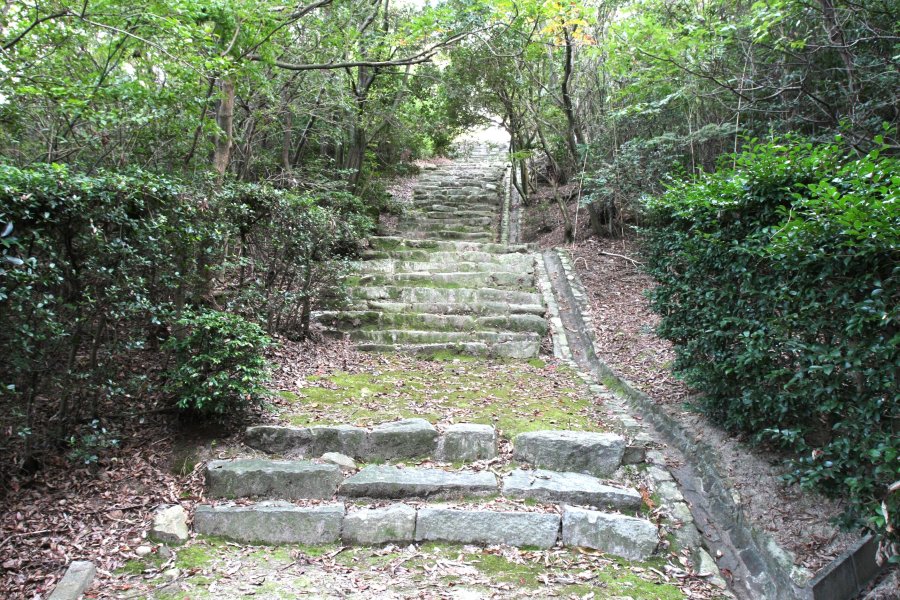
[213, 78, 236, 185]
[561, 27, 583, 170]
[281, 90, 292, 172]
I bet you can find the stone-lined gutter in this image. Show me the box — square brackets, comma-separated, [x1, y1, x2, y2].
[543, 247, 885, 600]
[500, 163, 512, 245]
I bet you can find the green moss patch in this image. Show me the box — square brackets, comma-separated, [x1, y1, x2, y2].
[275, 355, 607, 437]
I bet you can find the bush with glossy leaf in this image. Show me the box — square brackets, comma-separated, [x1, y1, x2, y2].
[163, 310, 271, 417]
[643, 136, 899, 542]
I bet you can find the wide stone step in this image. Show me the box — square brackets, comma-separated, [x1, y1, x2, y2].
[359, 300, 546, 317]
[246, 419, 497, 463]
[415, 508, 560, 549]
[339, 465, 497, 499]
[316, 310, 548, 335]
[245, 418, 439, 461]
[402, 209, 497, 221]
[349, 329, 541, 349]
[192, 501, 659, 558]
[513, 430, 627, 477]
[358, 258, 532, 275]
[410, 221, 494, 232]
[501, 469, 642, 510]
[355, 338, 540, 359]
[352, 285, 542, 306]
[362, 250, 530, 264]
[358, 271, 534, 291]
[368, 236, 530, 255]
[428, 230, 495, 242]
[414, 202, 499, 213]
[194, 502, 344, 544]
[206, 459, 342, 500]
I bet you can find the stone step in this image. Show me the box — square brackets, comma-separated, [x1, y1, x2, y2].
[400, 209, 497, 221]
[368, 237, 530, 255]
[348, 328, 541, 349]
[415, 508, 559, 549]
[357, 258, 533, 275]
[245, 418, 438, 461]
[352, 285, 542, 307]
[192, 501, 658, 558]
[427, 230, 495, 242]
[359, 299, 545, 317]
[246, 419, 497, 462]
[357, 271, 534, 291]
[316, 310, 548, 335]
[194, 502, 344, 545]
[355, 338, 539, 359]
[339, 465, 497, 499]
[206, 459, 342, 500]
[413, 202, 499, 213]
[501, 469, 642, 511]
[406, 221, 494, 232]
[561, 505, 659, 561]
[397, 219, 495, 232]
[361, 250, 532, 264]
[513, 430, 628, 478]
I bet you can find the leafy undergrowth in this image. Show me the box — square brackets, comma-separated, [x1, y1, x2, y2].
[267, 349, 609, 438]
[113, 536, 722, 599]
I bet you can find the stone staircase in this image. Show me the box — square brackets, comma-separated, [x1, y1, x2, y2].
[194, 419, 660, 561]
[179, 151, 704, 579]
[315, 150, 547, 359]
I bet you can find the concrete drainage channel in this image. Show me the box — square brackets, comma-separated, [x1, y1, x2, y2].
[541, 247, 885, 600]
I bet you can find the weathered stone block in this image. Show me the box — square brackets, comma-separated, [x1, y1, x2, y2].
[206, 459, 341, 500]
[438, 424, 497, 462]
[244, 425, 367, 458]
[321, 452, 357, 471]
[561, 506, 658, 561]
[194, 502, 344, 544]
[48, 561, 95, 600]
[150, 505, 189, 545]
[367, 418, 438, 460]
[513, 430, 626, 477]
[415, 508, 560, 549]
[501, 469, 642, 510]
[340, 465, 497, 499]
[343, 504, 417, 545]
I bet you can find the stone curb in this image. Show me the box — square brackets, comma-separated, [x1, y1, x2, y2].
[550, 248, 884, 600]
[544, 248, 731, 593]
[47, 561, 95, 600]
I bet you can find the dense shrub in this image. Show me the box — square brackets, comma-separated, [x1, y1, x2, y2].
[643, 137, 899, 543]
[0, 164, 371, 470]
[163, 310, 271, 417]
[216, 182, 372, 339]
[0, 164, 208, 457]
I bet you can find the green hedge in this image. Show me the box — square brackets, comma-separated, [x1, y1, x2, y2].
[0, 164, 371, 464]
[643, 137, 899, 542]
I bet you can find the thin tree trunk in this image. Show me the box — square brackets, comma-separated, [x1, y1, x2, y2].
[561, 27, 583, 169]
[213, 78, 236, 184]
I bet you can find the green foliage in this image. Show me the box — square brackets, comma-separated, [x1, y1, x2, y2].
[163, 309, 271, 417]
[643, 137, 900, 541]
[67, 419, 120, 465]
[0, 163, 370, 465]
[217, 181, 373, 338]
[0, 163, 207, 445]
